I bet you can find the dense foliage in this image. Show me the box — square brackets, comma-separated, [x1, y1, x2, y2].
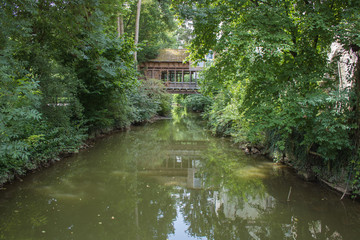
[0, 0, 171, 185]
[173, 0, 360, 190]
[118, 0, 177, 63]
[174, 94, 212, 112]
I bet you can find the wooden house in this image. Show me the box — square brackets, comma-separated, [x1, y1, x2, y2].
[139, 49, 213, 93]
[140, 49, 199, 81]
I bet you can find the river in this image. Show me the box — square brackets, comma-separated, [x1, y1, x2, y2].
[0, 111, 359, 240]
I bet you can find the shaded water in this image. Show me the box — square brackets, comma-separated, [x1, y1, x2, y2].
[1, 112, 360, 240]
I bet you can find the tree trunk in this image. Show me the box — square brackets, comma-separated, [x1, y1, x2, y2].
[134, 0, 142, 62]
[117, 14, 125, 37]
[352, 48, 360, 159]
[117, 14, 121, 38]
[120, 15, 124, 35]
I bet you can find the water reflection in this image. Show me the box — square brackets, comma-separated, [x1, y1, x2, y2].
[0, 112, 359, 239]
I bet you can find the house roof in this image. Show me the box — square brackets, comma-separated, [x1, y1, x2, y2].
[149, 49, 189, 62]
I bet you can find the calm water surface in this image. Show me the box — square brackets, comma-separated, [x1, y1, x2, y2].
[0, 112, 360, 240]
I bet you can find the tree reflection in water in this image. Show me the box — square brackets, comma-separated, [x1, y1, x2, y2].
[0, 110, 359, 239]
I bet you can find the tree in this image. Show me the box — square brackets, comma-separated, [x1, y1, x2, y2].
[0, 0, 171, 184]
[118, 13, 125, 37]
[122, 0, 177, 63]
[134, 0, 142, 62]
[172, 0, 360, 184]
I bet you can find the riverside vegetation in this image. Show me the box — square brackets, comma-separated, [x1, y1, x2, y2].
[2, 0, 360, 198]
[0, 0, 174, 185]
[173, 0, 360, 196]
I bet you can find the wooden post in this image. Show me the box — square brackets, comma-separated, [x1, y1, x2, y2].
[182, 70, 184, 82]
[190, 71, 192, 83]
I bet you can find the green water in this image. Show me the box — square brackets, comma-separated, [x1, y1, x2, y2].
[0, 112, 360, 240]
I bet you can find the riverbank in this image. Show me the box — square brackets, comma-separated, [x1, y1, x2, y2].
[2, 108, 355, 201]
[1, 111, 360, 239]
[0, 76, 173, 188]
[0, 115, 166, 189]
[239, 142, 354, 199]
[172, 97, 357, 199]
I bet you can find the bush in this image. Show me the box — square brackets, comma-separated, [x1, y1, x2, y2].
[183, 94, 212, 112]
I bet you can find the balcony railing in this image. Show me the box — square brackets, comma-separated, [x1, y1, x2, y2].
[164, 82, 199, 94]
